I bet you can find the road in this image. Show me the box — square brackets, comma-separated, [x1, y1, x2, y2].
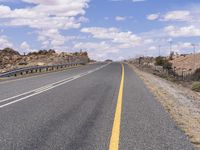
[0, 63, 195, 150]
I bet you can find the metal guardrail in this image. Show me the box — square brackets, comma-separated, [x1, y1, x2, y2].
[0, 62, 85, 78]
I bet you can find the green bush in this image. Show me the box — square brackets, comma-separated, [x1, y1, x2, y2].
[191, 82, 200, 92]
[192, 68, 200, 81]
[155, 56, 172, 70]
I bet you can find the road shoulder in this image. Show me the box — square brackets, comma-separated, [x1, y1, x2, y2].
[128, 63, 200, 150]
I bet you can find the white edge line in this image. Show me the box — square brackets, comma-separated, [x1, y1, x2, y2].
[0, 63, 110, 108]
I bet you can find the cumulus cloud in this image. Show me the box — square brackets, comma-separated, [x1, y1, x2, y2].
[74, 41, 119, 60]
[81, 27, 141, 47]
[0, 0, 90, 48]
[19, 41, 37, 53]
[37, 29, 65, 48]
[147, 10, 192, 22]
[162, 10, 191, 21]
[0, 35, 13, 49]
[164, 25, 200, 37]
[20, 41, 30, 50]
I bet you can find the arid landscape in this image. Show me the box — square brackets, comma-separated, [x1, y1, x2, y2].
[0, 48, 89, 73]
[0, 0, 199, 149]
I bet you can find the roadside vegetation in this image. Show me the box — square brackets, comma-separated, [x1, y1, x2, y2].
[129, 52, 200, 92]
[128, 52, 200, 149]
[155, 56, 172, 71]
[192, 82, 200, 92]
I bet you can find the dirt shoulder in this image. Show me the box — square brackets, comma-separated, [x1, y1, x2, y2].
[128, 63, 200, 149]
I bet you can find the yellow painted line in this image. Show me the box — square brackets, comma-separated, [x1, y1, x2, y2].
[109, 63, 125, 150]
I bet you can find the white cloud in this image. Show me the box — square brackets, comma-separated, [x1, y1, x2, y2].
[147, 10, 192, 22]
[20, 41, 30, 50]
[0, 35, 13, 49]
[74, 41, 118, 53]
[162, 10, 191, 21]
[20, 41, 35, 53]
[115, 16, 126, 21]
[78, 16, 89, 23]
[164, 25, 200, 37]
[169, 42, 195, 54]
[182, 42, 193, 48]
[37, 29, 65, 48]
[81, 27, 141, 47]
[0, 0, 90, 48]
[74, 41, 119, 60]
[147, 13, 159, 20]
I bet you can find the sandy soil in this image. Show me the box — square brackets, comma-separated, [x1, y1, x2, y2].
[129, 63, 200, 149]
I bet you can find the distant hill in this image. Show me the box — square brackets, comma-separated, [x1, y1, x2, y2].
[0, 48, 90, 73]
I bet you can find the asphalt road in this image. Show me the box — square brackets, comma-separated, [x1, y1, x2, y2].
[0, 63, 196, 150]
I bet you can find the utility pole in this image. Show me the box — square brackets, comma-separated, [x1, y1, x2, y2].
[158, 45, 161, 57]
[168, 39, 173, 55]
[169, 41, 172, 54]
[191, 43, 196, 71]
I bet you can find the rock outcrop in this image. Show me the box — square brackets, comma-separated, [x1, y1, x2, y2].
[0, 48, 90, 73]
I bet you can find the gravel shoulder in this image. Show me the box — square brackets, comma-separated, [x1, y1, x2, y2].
[128, 63, 200, 150]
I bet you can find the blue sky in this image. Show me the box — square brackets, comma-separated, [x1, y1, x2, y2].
[0, 0, 200, 60]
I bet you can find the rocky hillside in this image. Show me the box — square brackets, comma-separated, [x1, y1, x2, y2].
[0, 48, 89, 73]
[170, 53, 200, 74]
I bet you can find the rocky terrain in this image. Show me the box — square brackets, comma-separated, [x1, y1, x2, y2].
[170, 53, 200, 75]
[0, 48, 89, 73]
[131, 52, 200, 77]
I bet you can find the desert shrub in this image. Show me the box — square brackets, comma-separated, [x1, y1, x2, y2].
[192, 82, 200, 92]
[155, 57, 172, 70]
[38, 50, 48, 55]
[155, 57, 165, 66]
[48, 49, 56, 54]
[27, 49, 55, 56]
[192, 68, 200, 81]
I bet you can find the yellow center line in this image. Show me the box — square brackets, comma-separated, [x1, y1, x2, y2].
[109, 63, 125, 150]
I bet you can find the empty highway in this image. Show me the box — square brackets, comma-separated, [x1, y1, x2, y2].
[0, 63, 195, 150]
